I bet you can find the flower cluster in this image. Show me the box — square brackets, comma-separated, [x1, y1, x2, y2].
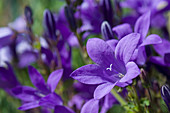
[0, 0, 170, 113]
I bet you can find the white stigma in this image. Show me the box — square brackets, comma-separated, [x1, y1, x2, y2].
[106, 64, 112, 71]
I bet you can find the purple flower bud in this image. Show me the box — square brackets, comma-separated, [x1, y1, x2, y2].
[101, 21, 114, 40]
[161, 85, 170, 111]
[100, 0, 113, 26]
[24, 6, 33, 25]
[64, 6, 77, 32]
[43, 9, 57, 40]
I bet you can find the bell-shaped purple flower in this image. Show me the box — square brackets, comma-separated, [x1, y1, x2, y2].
[112, 12, 162, 65]
[71, 33, 141, 99]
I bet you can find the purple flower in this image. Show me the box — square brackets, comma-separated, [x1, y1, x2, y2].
[12, 66, 63, 110]
[55, 7, 79, 47]
[41, 37, 72, 80]
[0, 62, 20, 95]
[81, 93, 117, 113]
[0, 27, 14, 49]
[150, 39, 170, 66]
[70, 33, 141, 99]
[121, 0, 170, 28]
[112, 12, 162, 65]
[161, 85, 170, 111]
[76, 0, 104, 34]
[54, 105, 75, 113]
[69, 82, 117, 113]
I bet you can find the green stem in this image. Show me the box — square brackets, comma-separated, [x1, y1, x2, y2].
[75, 32, 87, 64]
[132, 86, 143, 113]
[111, 89, 127, 106]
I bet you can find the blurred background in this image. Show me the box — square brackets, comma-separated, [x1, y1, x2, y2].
[0, 0, 65, 112]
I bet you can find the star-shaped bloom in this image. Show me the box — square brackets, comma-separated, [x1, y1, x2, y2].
[112, 12, 162, 65]
[12, 66, 63, 110]
[70, 33, 141, 99]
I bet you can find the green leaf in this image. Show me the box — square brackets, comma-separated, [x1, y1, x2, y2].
[107, 104, 125, 113]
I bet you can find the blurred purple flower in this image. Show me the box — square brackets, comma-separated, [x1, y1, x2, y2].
[69, 82, 117, 113]
[55, 7, 79, 47]
[150, 38, 170, 66]
[41, 37, 72, 80]
[121, 0, 170, 28]
[12, 66, 63, 110]
[76, 0, 104, 34]
[0, 62, 20, 95]
[71, 34, 140, 99]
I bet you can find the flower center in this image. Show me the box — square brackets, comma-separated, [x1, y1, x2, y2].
[118, 73, 124, 78]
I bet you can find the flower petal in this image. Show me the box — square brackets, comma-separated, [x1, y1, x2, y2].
[120, 62, 140, 83]
[136, 47, 147, 65]
[28, 66, 49, 93]
[140, 34, 162, 47]
[94, 82, 117, 99]
[81, 99, 99, 113]
[18, 101, 40, 111]
[164, 53, 170, 64]
[112, 23, 132, 40]
[39, 92, 63, 109]
[153, 39, 170, 56]
[47, 69, 63, 92]
[54, 105, 75, 113]
[86, 38, 115, 68]
[134, 11, 151, 42]
[106, 39, 118, 51]
[70, 64, 107, 84]
[18, 51, 38, 68]
[12, 86, 40, 101]
[115, 33, 140, 64]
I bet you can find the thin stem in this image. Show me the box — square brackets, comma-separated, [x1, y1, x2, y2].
[111, 89, 127, 106]
[132, 86, 143, 113]
[75, 32, 87, 64]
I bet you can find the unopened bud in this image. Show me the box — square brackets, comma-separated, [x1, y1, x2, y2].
[100, 0, 113, 26]
[161, 85, 170, 111]
[24, 6, 33, 25]
[43, 9, 57, 40]
[64, 6, 77, 32]
[101, 21, 114, 40]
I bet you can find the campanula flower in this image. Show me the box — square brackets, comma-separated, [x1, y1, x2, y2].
[150, 38, 170, 67]
[112, 12, 162, 65]
[71, 33, 141, 99]
[12, 66, 63, 110]
[121, 0, 170, 28]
